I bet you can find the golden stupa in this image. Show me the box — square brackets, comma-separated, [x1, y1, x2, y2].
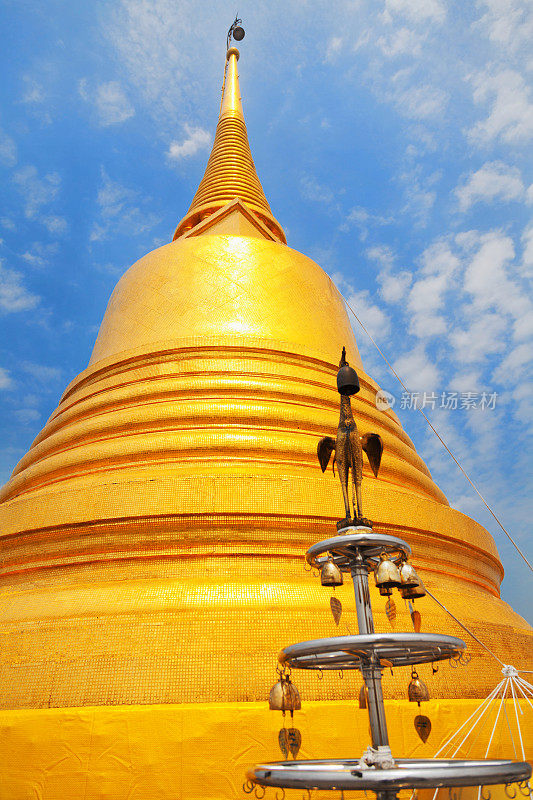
[0, 43, 531, 800]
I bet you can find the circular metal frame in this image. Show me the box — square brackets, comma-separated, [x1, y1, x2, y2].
[279, 633, 465, 670]
[248, 759, 532, 791]
[306, 531, 411, 573]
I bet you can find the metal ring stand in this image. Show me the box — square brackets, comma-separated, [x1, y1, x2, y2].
[279, 632, 465, 670]
[248, 759, 532, 792]
[249, 527, 532, 799]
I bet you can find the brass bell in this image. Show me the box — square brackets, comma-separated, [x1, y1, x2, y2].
[400, 574, 426, 600]
[269, 675, 301, 716]
[399, 561, 421, 587]
[408, 669, 430, 706]
[321, 559, 343, 587]
[374, 554, 402, 590]
[337, 364, 360, 396]
[232, 25, 245, 41]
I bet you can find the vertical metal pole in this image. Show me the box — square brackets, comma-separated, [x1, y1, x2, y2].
[351, 552, 391, 751]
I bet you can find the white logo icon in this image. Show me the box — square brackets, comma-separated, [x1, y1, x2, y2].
[375, 389, 395, 410]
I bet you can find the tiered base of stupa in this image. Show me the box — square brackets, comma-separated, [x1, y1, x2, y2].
[0, 236, 531, 800]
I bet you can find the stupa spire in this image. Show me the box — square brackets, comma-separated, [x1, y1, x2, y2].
[173, 44, 286, 243]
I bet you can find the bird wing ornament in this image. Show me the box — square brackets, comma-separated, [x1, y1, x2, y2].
[317, 349, 383, 529]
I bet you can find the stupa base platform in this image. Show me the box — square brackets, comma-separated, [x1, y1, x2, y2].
[1, 700, 532, 800]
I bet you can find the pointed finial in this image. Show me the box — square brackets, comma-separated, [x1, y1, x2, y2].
[172, 21, 286, 243]
[339, 347, 348, 368]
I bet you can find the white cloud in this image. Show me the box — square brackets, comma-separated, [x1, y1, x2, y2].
[0, 129, 17, 167]
[420, 240, 460, 276]
[407, 272, 449, 337]
[41, 215, 68, 235]
[476, 0, 533, 53]
[498, 342, 532, 381]
[341, 208, 392, 238]
[399, 167, 441, 226]
[167, 126, 211, 160]
[15, 408, 40, 424]
[1, 218, 15, 231]
[91, 167, 160, 242]
[456, 161, 526, 210]
[21, 77, 45, 104]
[346, 289, 391, 341]
[378, 270, 412, 304]
[462, 232, 524, 319]
[448, 370, 483, 393]
[21, 361, 62, 383]
[468, 68, 533, 145]
[79, 79, 135, 126]
[367, 245, 395, 270]
[405, 241, 459, 337]
[393, 346, 440, 392]
[376, 27, 425, 57]
[96, 82, 135, 126]
[300, 175, 335, 205]
[522, 224, 533, 276]
[12, 165, 61, 219]
[449, 313, 507, 363]
[21, 242, 59, 269]
[367, 245, 413, 304]
[0, 367, 14, 390]
[0, 261, 40, 313]
[510, 380, 533, 424]
[384, 0, 446, 24]
[103, 0, 229, 126]
[325, 36, 343, 61]
[392, 83, 448, 120]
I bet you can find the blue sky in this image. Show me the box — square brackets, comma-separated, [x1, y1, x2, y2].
[0, 1, 531, 622]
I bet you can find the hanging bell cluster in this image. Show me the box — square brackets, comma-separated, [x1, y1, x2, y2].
[374, 553, 426, 600]
[408, 668, 430, 706]
[320, 558, 343, 587]
[269, 671, 301, 718]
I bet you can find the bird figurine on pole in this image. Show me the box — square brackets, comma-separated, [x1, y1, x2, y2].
[317, 348, 383, 529]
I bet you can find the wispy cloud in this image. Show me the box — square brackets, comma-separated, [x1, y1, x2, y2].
[91, 167, 160, 242]
[300, 174, 337, 206]
[21, 76, 45, 105]
[0, 367, 14, 390]
[80, 79, 135, 126]
[12, 165, 61, 219]
[0, 261, 40, 313]
[41, 215, 68, 235]
[21, 361, 62, 384]
[21, 242, 59, 269]
[0, 128, 17, 167]
[390, 79, 448, 120]
[167, 126, 211, 160]
[384, 0, 446, 25]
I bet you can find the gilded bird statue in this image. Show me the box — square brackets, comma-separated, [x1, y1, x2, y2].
[317, 348, 383, 529]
